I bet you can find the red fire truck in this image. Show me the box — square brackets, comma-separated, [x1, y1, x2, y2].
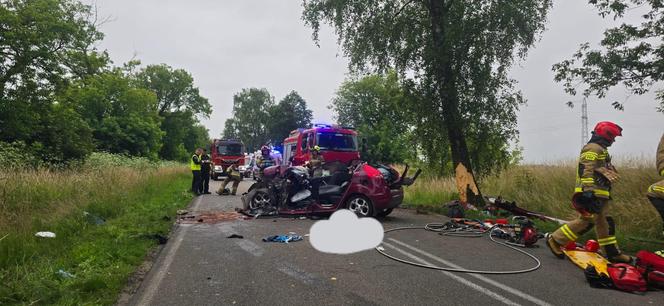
[210, 139, 245, 180]
[283, 124, 360, 167]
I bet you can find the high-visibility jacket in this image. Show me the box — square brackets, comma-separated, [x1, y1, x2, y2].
[575, 142, 614, 199]
[647, 133, 664, 199]
[190, 154, 202, 171]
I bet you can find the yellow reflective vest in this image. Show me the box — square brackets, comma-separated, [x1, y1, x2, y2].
[190, 154, 201, 171]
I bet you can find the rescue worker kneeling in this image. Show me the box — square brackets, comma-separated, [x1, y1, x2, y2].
[547, 121, 632, 263]
[647, 132, 664, 240]
[217, 162, 242, 196]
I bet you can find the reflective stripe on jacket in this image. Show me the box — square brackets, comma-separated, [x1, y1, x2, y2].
[575, 142, 612, 199]
[190, 154, 201, 171]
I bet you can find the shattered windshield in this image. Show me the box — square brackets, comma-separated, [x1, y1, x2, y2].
[217, 144, 243, 156]
[316, 132, 358, 152]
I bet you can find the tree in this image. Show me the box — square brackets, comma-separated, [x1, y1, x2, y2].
[303, 0, 551, 205]
[60, 69, 164, 159]
[225, 88, 274, 151]
[0, 0, 103, 162]
[134, 64, 212, 117]
[553, 0, 664, 113]
[332, 71, 414, 164]
[133, 64, 211, 159]
[266, 91, 313, 144]
[222, 118, 240, 140]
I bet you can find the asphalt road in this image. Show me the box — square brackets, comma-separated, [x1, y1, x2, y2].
[127, 180, 664, 306]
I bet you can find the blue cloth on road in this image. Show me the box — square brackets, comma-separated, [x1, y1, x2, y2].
[262, 235, 303, 243]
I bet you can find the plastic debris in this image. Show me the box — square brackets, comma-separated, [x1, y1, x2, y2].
[83, 211, 105, 225]
[35, 232, 56, 238]
[262, 235, 303, 243]
[176, 209, 189, 215]
[57, 269, 75, 278]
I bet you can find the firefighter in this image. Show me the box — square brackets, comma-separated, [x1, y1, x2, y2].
[307, 145, 325, 178]
[217, 161, 242, 195]
[647, 133, 664, 236]
[256, 145, 275, 179]
[199, 149, 212, 194]
[546, 121, 632, 263]
[190, 148, 203, 196]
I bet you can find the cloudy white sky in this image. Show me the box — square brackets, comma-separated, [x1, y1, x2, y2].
[90, 0, 663, 163]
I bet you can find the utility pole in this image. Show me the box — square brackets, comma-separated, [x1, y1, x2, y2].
[581, 97, 589, 146]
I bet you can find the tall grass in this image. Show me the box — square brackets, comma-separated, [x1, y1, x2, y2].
[0, 154, 193, 305]
[403, 161, 663, 245]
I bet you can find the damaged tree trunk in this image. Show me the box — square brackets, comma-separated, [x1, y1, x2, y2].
[428, 0, 485, 207]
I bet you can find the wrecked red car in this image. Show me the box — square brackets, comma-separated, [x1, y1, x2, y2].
[241, 162, 420, 218]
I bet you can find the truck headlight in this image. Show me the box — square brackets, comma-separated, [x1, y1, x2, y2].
[214, 165, 222, 171]
[239, 166, 247, 171]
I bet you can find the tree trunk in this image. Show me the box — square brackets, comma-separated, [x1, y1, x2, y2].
[428, 0, 485, 207]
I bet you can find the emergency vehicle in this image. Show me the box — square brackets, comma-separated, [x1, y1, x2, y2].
[283, 124, 360, 166]
[210, 139, 246, 180]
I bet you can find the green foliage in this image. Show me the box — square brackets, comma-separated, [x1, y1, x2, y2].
[332, 71, 522, 177]
[554, 0, 664, 113]
[133, 64, 211, 160]
[266, 91, 313, 144]
[133, 64, 212, 117]
[0, 0, 102, 163]
[0, 141, 41, 169]
[83, 152, 182, 171]
[223, 89, 314, 151]
[226, 88, 275, 151]
[333, 71, 415, 164]
[61, 70, 163, 159]
[0, 1, 210, 164]
[303, 0, 552, 189]
[0, 166, 192, 305]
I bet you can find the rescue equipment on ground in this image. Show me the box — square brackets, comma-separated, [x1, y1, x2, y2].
[485, 197, 563, 223]
[636, 250, 664, 289]
[375, 218, 542, 275]
[607, 264, 648, 293]
[561, 242, 611, 277]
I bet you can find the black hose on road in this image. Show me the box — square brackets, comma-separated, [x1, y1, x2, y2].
[375, 223, 542, 275]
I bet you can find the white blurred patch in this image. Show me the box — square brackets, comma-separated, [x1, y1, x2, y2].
[309, 209, 384, 254]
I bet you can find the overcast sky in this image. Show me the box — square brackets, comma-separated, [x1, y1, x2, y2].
[90, 0, 663, 163]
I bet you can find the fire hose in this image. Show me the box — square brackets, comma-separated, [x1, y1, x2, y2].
[375, 223, 542, 275]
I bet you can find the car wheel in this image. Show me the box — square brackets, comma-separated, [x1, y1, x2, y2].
[376, 208, 393, 218]
[346, 195, 374, 217]
[246, 188, 273, 210]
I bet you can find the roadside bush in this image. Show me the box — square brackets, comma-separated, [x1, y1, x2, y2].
[0, 141, 41, 169]
[83, 152, 182, 171]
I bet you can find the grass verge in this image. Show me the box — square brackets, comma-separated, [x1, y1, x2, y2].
[0, 166, 193, 305]
[403, 163, 663, 253]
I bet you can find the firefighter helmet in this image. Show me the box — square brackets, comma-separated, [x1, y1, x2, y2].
[593, 121, 623, 142]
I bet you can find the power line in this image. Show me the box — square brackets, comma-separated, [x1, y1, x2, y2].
[581, 97, 589, 146]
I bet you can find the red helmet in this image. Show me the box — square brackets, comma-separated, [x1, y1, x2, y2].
[585, 240, 600, 252]
[593, 121, 622, 142]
